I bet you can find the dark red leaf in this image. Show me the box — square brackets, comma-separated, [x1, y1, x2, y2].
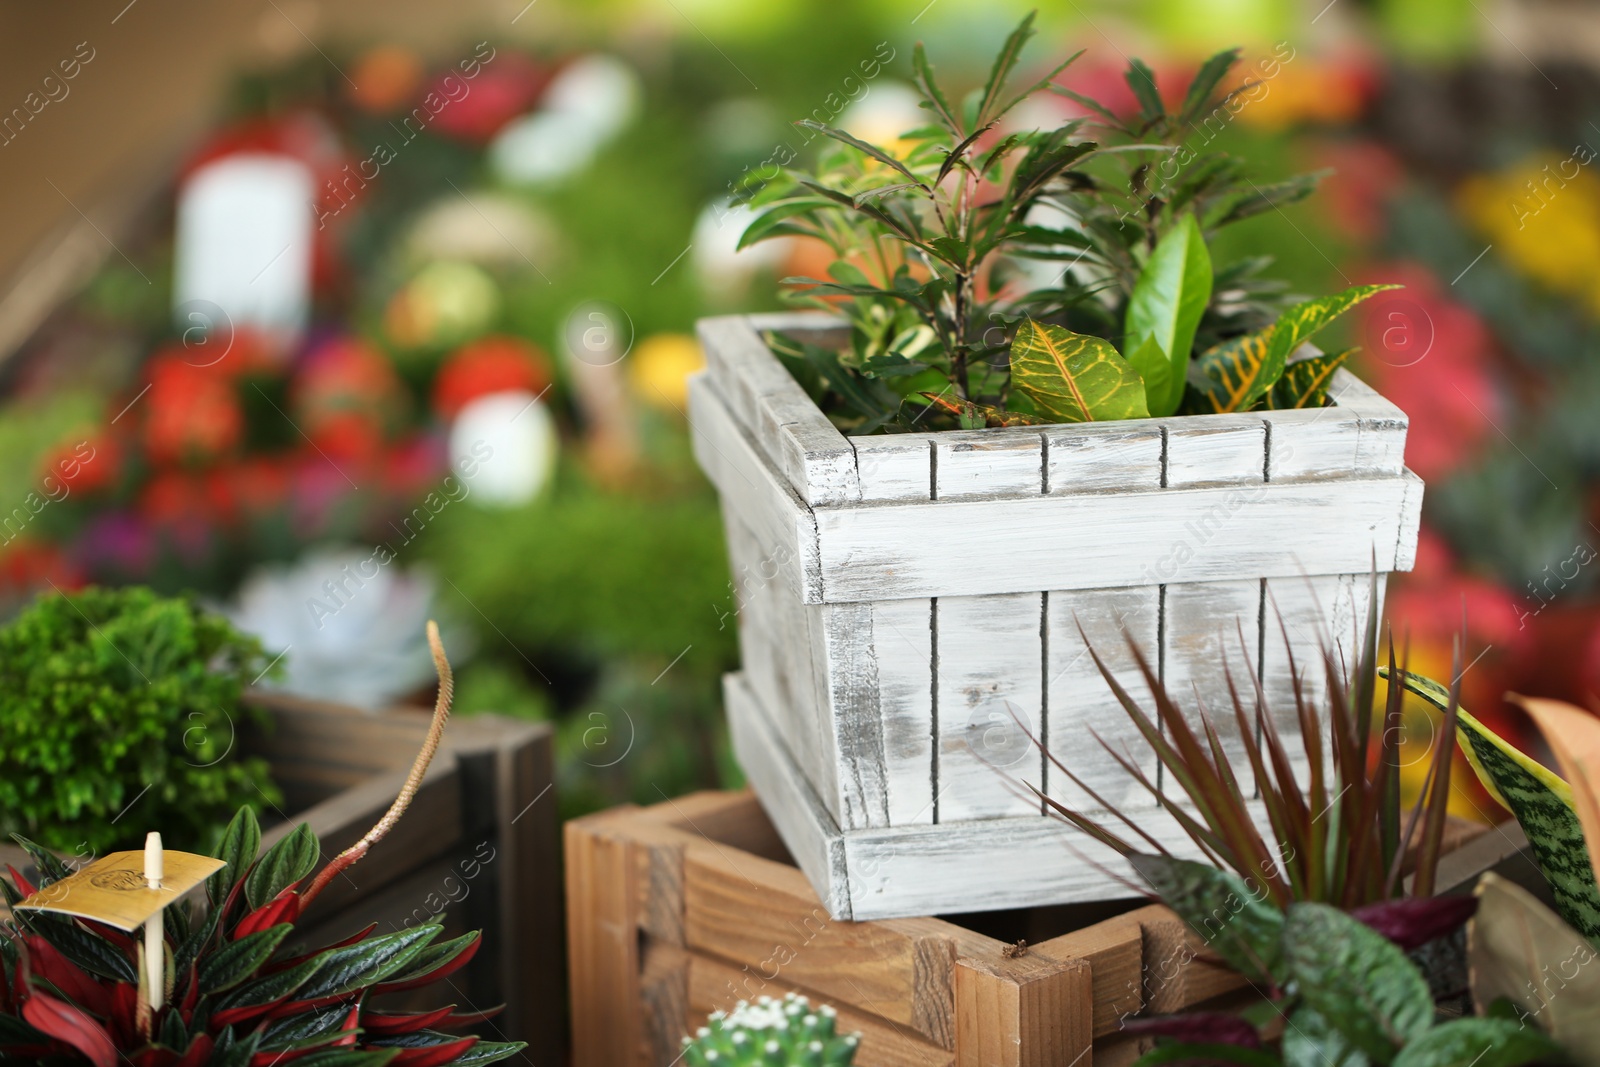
[210, 998, 287, 1029]
[181, 959, 201, 1014]
[326, 922, 379, 950]
[1350, 895, 1478, 951]
[176, 1033, 215, 1067]
[20, 987, 118, 1067]
[337, 1001, 360, 1047]
[25, 934, 111, 1016]
[131, 1047, 177, 1067]
[108, 980, 139, 1048]
[390, 1035, 479, 1067]
[373, 934, 480, 994]
[361, 1004, 458, 1035]
[264, 990, 362, 1020]
[1121, 1013, 1262, 1050]
[6, 865, 36, 899]
[235, 888, 302, 940]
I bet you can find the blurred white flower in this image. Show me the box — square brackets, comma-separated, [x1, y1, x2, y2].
[691, 199, 792, 293]
[449, 389, 558, 507]
[837, 81, 923, 144]
[225, 547, 447, 710]
[489, 53, 640, 185]
[405, 192, 555, 268]
[543, 54, 640, 143]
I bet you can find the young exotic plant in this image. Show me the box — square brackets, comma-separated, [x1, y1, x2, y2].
[0, 586, 280, 855]
[680, 994, 858, 1067]
[0, 623, 527, 1067]
[741, 13, 1395, 432]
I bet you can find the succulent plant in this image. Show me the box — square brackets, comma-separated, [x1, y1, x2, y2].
[680, 994, 858, 1067]
[0, 623, 526, 1067]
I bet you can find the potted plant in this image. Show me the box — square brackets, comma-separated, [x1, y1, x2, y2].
[690, 14, 1422, 918]
[0, 623, 528, 1067]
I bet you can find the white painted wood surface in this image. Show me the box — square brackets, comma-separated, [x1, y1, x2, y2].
[697, 312, 1424, 918]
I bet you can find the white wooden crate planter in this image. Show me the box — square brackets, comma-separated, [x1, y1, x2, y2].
[690, 310, 1423, 921]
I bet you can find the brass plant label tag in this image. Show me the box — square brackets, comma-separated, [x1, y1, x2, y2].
[13, 850, 226, 931]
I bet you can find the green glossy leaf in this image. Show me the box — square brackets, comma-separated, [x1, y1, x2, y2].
[736, 198, 835, 249]
[794, 121, 922, 187]
[1125, 214, 1212, 415]
[918, 392, 1045, 428]
[285, 1050, 398, 1067]
[1265, 284, 1399, 382]
[912, 43, 962, 136]
[450, 1042, 530, 1067]
[1131, 1042, 1282, 1067]
[1124, 335, 1171, 420]
[1390, 1018, 1564, 1067]
[1125, 57, 1165, 125]
[1195, 330, 1277, 413]
[1268, 349, 1351, 410]
[1128, 854, 1283, 983]
[1178, 50, 1242, 126]
[296, 925, 441, 1000]
[1382, 669, 1600, 940]
[1283, 902, 1432, 1063]
[198, 923, 291, 994]
[12, 835, 73, 887]
[217, 951, 326, 1010]
[27, 914, 138, 983]
[210, 806, 261, 905]
[210, 1029, 262, 1067]
[1047, 84, 1127, 129]
[380, 930, 480, 987]
[1470, 872, 1600, 1062]
[244, 822, 319, 909]
[1282, 1005, 1370, 1067]
[975, 13, 1036, 128]
[1010, 319, 1149, 423]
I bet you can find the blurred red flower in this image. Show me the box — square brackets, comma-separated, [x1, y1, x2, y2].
[1311, 139, 1404, 244]
[140, 351, 244, 466]
[1354, 263, 1502, 481]
[426, 53, 549, 144]
[432, 334, 552, 418]
[292, 336, 407, 464]
[39, 433, 119, 496]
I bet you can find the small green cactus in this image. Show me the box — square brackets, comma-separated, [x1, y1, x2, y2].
[681, 993, 860, 1066]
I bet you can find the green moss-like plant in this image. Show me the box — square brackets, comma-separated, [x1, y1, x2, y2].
[0, 585, 280, 854]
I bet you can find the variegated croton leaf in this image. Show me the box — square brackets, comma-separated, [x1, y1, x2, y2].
[1009, 318, 1149, 423]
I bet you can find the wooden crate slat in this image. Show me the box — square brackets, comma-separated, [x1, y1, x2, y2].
[1033, 914, 1146, 1038]
[812, 473, 1421, 603]
[1045, 586, 1163, 817]
[813, 601, 892, 830]
[1044, 424, 1164, 494]
[855, 434, 937, 503]
[1162, 579, 1263, 771]
[566, 810, 645, 1067]
[954, 952, 1092, 1067]
[688, 371, 822, 603]
[869, 597, 937, 827]
[934, 428, 1043, 500]
[935, 592, 1045, 822]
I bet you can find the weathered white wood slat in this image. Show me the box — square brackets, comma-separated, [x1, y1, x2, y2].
[724, 511, 836, 824]
[724, 672, 855, 920]
[1162, 414, 1266, 488]
[813, 472, 1421, 603]
[687, 372, 822, 602]
[1045, 587, 1163, 816]
[697, 316, 861, 506]
[867, 597, 937, 826]
[809, 602, 889, 831]
[934, 428, 1043, 499]
[1162, 579, 1263, 771]
[935, 592, 1045, 822]
[853, 433, 936, 503]
[1045, 424, 1164, 493]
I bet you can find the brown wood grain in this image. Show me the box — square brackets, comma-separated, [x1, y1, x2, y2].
[1034, 914, 1146, 1037]
[567, 809, 644, 1067]
[954, 950, 1093, 1067]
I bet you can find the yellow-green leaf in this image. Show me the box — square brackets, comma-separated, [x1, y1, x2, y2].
[1515, 694, 1600, 892]
[918, 391, 1046, 428]
[1010, 319, 1149, 423]
[1470, 873, 1600, 1059]
[1268, 348, 1351, 410]
[1267, 285, 1399, 371]
[1195, 328, 1276, 412]
[1381, 668, 1600, 940]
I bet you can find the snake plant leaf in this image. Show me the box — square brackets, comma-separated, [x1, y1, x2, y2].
[1469, 873, 1600, 1061]
[917, 392, 1045, 428]
[1010, 319, 1149, 423]
[1125, 213, 1212, 415]
[1195, 329, 1276, 412]
[1390, 1017, 1566, 1067]
[1128, 854, 1283, 984]
[1381, 669, 1600, 940]
[1282, 902, 1433, 1063]
[1515, 694, 1600, 890]
[1267, 348, 1352, 410]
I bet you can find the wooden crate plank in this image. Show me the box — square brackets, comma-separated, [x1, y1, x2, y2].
[935, 592, 1044, 822]
[1162, 579, 1263, 771]
[682, 844, 957, 1045]
[811, 473, 1420, 603]
[725, 672, 854, 919]
[935, 429, 1043, 500]
[688, 371, 821, 603]
[725, 509, 839, 824]
[1163, 414, 1266, 489]
[641, 940, 692, 1066]
[642, 790, 792, 863]
[686, 950, 956, 1067]
[1045, 586, 1163, 816]
[698, 315, 860, 506]
[1133, 906, 1249, 1013]
[1034, 914, 1147, 1038]
[870, 597, 937, 827]
[954, 951, 1092, 1067]
[1044, 424, 1164, 494]
[856, 434, 937, 503]
[813, 601, 891, 830]
[567, 811, 645, 1067]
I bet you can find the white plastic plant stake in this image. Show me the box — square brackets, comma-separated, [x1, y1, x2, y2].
[144, 832, 164, 1010]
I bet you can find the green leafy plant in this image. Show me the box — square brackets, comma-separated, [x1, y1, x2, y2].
[0, 586, 281, 855]
[741, 13, 1390, 432]
[0, 623, 526, 1067]
[1038, 585, 1461, 912]
[680, 994, 858, 1067]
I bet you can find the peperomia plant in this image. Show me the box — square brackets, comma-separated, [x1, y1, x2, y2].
[680, 994, 857, 1067]
[0, 623, 526, 1067]
[741, 13, 1394, 433]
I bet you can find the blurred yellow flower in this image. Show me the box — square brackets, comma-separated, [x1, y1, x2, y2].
[1458, 149, 1600, 313]
[627, 333, 704, 411]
